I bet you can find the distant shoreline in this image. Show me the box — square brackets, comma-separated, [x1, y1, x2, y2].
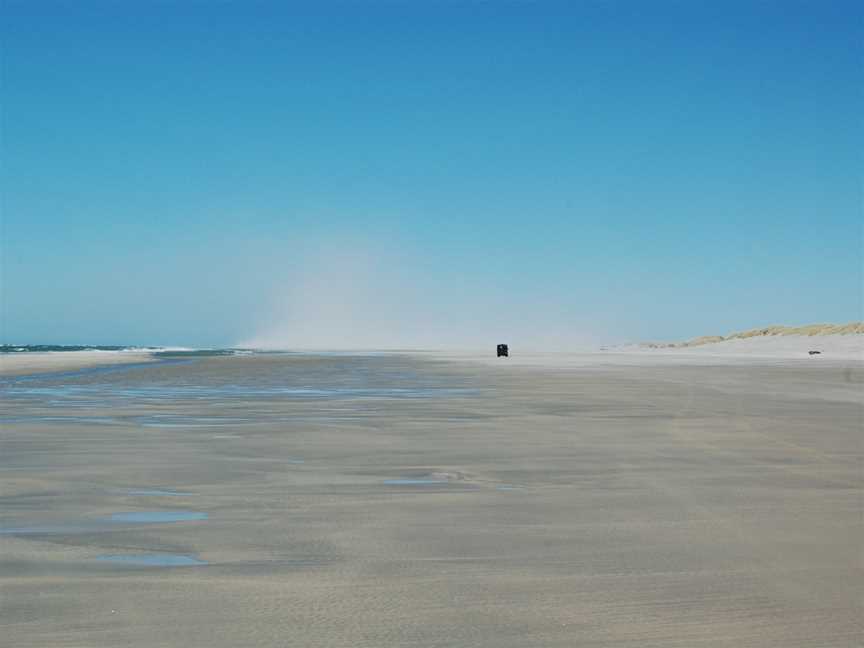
[0, 351, 158, 377]
[4, 322, 861, 376]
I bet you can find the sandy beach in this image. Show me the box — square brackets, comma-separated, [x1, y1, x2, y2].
[0, 351, 157, 376]
[1, 348, 861, 647]
[426, 333, 863, 369]
[5, 0, 860, 643]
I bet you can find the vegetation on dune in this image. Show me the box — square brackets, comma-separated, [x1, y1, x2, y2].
[642, 322, 864, 348]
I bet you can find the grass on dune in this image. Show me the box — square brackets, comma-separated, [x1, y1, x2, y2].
[643, 322, 864, 348]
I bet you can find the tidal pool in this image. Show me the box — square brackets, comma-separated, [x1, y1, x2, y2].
[96, 554, 207, 567]
[383, 479, 448, 486]
[108, 511, 207, 523]
[0, 524, 91, 535]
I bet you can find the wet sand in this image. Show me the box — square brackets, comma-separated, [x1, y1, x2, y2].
[1, 353, 861, 647]
[0, 351, 156, 376]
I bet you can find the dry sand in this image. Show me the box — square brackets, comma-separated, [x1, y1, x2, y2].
[623, 333, 863, 362]
[1, 351, 862, 647]
[0, 351, 156, 376]
[428, 334, 863, 368]
[641, 323, 864, 350]
[653, 333, 863, 359]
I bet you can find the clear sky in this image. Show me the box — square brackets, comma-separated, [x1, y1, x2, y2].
[1, 1, 861, 348]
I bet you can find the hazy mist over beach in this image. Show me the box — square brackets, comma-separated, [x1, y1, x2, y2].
[3, 2, 860, 349]
[240, 237, 601, 351]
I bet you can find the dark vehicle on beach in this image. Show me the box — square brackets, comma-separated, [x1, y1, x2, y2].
[497, 344, 509, 357]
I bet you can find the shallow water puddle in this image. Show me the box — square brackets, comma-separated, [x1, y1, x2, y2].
[383, 478, 449, 486]
[108, 511, 207, 523]
[136, 415, 263, 428]
[1, 510, 208, 534]
[0, 416, 122, 426]
[126, 489, 194, 497]
[96, 554, 206, 567]
[0, 524, 92, 535]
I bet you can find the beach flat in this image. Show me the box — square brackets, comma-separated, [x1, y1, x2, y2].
[1, 349, 861, 647]
[0, 351, 157, 377]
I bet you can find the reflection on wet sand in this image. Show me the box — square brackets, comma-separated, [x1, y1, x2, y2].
[1, 352, 861, 647]
[96, 554, 207, 567]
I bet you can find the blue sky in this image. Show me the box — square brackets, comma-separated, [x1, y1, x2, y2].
[2, 1, 861, 348]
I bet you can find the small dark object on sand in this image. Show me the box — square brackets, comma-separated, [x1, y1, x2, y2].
[497, 344, 509, 358]
[809, 350, 822, 355]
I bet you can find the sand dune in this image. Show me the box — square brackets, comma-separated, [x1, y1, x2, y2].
[686, 322, 864, 344]
[644, 333, 862, 360]
[640, 322, 864, 349]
